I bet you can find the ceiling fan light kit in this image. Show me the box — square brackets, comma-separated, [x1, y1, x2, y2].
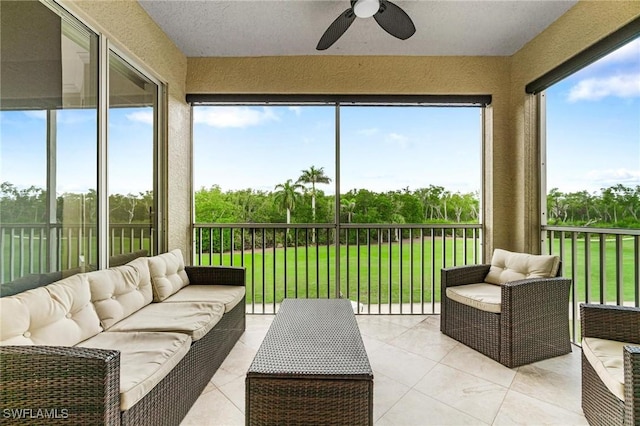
[353, 0, 380, 18]
[316, 0, 416, 50]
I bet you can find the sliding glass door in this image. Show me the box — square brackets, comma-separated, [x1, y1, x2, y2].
[108, 51, 159, 259]
[0, 0, 164, 294]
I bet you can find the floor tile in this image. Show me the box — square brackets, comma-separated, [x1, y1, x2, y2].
[511, 361, 583, 415]
[356, 315, 413, 342]
[376, 389, 488, 425]
[414, 363, 507, 424]
[238, 328, 270, 351]
[216, 341, 257, 378]
[363, 335, 437, 387]
[372, 372, 411, 422]
[379, 314, 430, 329]
[182, 388, 244, 426]
[183, 314, 587, 425]
[389, 325, 458, 362]
[493, 390, 588, 425]
[440, 344, 517, 388]
[218, 374, 246, 414]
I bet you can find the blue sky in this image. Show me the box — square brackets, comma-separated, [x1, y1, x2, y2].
[1, 39, 638, 197]
[0, 108, 153, 195]
[545, 37, 640, 193]
[193, 105, 481, 195]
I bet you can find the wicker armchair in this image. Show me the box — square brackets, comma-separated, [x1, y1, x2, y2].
[580, 303, 640, 425]
[440, 251, 572, 368]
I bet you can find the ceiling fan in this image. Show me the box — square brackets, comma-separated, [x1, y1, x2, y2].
[316, 0, 416, 50]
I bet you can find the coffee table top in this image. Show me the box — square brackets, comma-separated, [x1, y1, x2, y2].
[247, 298, 373, 379]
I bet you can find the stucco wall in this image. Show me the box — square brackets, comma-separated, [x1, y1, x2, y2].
[60, 0, 193, 261]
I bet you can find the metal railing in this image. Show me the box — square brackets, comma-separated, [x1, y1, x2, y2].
[0, 223, 153, 283]
[543, 225, 640, 342]
[193, 223, 483, 314]
[7, 221, 637, 332]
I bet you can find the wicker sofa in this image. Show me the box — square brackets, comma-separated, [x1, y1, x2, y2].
[440, 249, 572, 368]
[0, 249, 246, 425]
[580, 303, 640, 425]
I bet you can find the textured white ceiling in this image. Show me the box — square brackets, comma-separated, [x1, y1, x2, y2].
[138, 0, 578, 57]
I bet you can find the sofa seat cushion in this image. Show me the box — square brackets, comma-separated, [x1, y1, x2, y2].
[446, 283, 502, 314]
[164, 285, 245, 313]
[485, 249, 560, 285]
[89, 257, 153, 329]
[0, 274, 102, 346]
[107, 301, 224, 341]
[77, 331, 191, 410]
[582, 337, 628, 401]
[148, 249, 190, 302]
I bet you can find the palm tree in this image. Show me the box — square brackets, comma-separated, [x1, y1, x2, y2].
[298, 166, 331, 241]
[273, 179, 304, 232]
[340, 197, 356, 223]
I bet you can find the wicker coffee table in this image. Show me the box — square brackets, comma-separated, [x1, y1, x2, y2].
[246, 298, 373, 425]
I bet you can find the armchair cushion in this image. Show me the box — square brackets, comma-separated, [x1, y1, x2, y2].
[580, 303, 640, 425]
[485, 249, 560, 285]
[582, 337, 628, 401]
[445, 283, 501, 313]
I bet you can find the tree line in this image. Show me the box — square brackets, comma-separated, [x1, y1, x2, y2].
[2, 176, 639, 229]
[0, 182, 153, 225]
[194, 165, 480, 225]
[547, 185, 640, 228]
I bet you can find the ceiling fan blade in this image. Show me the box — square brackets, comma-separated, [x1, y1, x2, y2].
[316, 8, 357, 50]
[373, 0, 415, 40]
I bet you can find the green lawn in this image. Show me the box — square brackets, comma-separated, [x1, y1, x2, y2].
[196, 237, 479, 306]
[194, 236, 638, 307]
[553, 236, 639, 304]
[3, 232, 637, 310]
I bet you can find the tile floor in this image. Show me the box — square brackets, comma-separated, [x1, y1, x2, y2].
[182, 314, 587, 425]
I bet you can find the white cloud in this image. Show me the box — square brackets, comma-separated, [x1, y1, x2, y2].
[386, 132, 410, 148]
[357, 128, 378, 136]
[288, 106, 302, 116]
[194, 106, 279, 128]
[568, 73, 640, 102]
[126, 111, 154, 124]
[23, 111, 46, 120]
[388, 133, 407, 141]
[594, 38, 640, 67]
[61, 112, 96, 125]
[585, 168, 640, 188]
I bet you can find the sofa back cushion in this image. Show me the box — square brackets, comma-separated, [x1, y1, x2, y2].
[0, 271, 62, 297]
[485, 248, 560, 285]
[148, 249, 189, 302]
[109, 249, 148, 267]
[0, 274, 102, 346]
[89, 257, 153, 329]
